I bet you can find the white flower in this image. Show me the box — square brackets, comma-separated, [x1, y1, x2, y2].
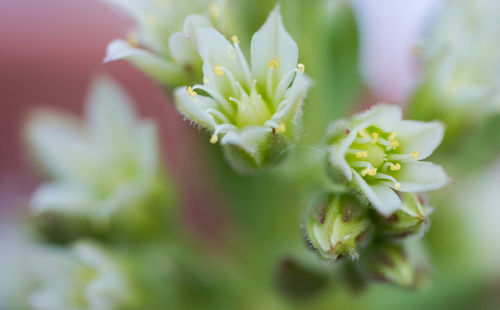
[28, 242, 135, 310]
[423, 0, 500, 117]
[327, 104, 448, 215]
[174, 5, 312, 173]
[26, 76, 161, 225]
[102, 0, 230, 86]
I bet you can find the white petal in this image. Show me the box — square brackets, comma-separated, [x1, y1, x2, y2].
[168, 33, 201, 66]
[393, 120, 444, 160]
[183, 14, 211, 47]
[250, 4, 298, 85]
[271, 74, 313, 126]
[395, 161, 449, 192]
[353, 171, 402, 215]
[104, 39, 187, 86]
[174, 87, 217, 130]
[196, 27, 248, 95]
[352, 103, 402, 132]
[31, 182, 94, 215]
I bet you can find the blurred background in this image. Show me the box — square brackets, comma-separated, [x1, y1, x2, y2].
[1, 0, 500, 309]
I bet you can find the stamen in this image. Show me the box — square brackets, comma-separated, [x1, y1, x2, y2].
[204, 78, 210, 85]
[361, 167, 377, 177]
[394, 183, 401, 189]
[390, 163, 401, 171]
[355, 151, 368, 158]
[268, 59, 279, 69]
[214, 65, 224, 76]
[297, 63, 305, 74]
[187, 86, 197, 97]
[389, 139, 400, 149]
[210, 134, 218, 144]
[388, 132, 398, 141]
[410, 150, 419, 159]
[227, 46, 236, 59]
[193, 85, 233, 115]
[276, 124, 286, 134]
[231, 36, 239, 44]
[371, 132, 379, 144]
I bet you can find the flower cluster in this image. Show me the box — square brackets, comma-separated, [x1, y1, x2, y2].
[174, 5, 312, 173]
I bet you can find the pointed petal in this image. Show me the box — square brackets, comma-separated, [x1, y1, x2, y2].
[393, 120, 445, 160]
[329, 131, 357, 181]
[271, 74, 313, 128]
[183, 14, 211, 47]
[168, 33, 201, 66]
[352, 103, 402, 132]
[174, 87, 217, 130]
[104, 39, 187, 86]
[250, 5, 298, 84]
[353, 172, 401, 215]
[395, 161, 449, 192]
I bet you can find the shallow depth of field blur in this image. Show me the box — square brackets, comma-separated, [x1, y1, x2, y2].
[1, 0, 499, 309]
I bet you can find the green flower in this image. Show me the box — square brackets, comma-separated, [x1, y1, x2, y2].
[303, 191, 370, 261]
[327, 104, 448, 215]
[28, 242, 137, 310]
[102, 0, 231, 86]
[26, 76, 166, 228]
[174, 5, 312, 173]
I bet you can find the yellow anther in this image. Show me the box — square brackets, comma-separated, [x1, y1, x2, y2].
[359, 130, 369, 138]
[210, 134, 218, 144]
[297, 63, 305, 73]
[371, 132, 379, 144]
[210, 3, 220, 19]
[390, 163, 401, 171]
[187, 86, 197, 97]
[394, 183, 401, 190]
[390, 139, 400, 149]
[204, 78, 210, 85]
[388, 132, 398, 141]
[361, 167, 377, 177]
[214, 65, 224, 76]
[410, 150, 419, 159]
[355, 151, 368, 158]
[276, 124, 286, 134]
[231, 35, 239, 44]
[268, 59, 279, 69]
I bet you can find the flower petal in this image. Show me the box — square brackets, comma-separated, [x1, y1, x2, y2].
[393, 120, 445, 160]
[250, 4, 298, 85]
[395, 161, 449, 192]
[174, 87, 217, 130]
[353, 172, 402, 215]
[31, 182, 94, 215]
[329, 131, 357, 181]
[352, 103, 402, 132]
[104, 39, 187, 86]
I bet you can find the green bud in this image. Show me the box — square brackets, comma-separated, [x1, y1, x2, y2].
[303, 191, 371, 261]
[378, 193, 432, 239]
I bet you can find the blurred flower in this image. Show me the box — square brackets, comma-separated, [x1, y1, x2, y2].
[26, 76, 165, 227]
[303, 191, 370, 261]
[378, 193, 432, 239]
[414, 0, 500, 124]
[102, 0, 231, 87]
[174, 5, 312, 173]
[28, 242, 136, 310]
[327, 104, 448, 215]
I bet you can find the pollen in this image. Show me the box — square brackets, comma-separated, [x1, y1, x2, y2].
[390, 139, 400, 149]
[187, 86, 197, 97]
[390, 163, 401, 171]
[355, 151, 368, 158]
[210, 134, 218, 144]
[361, 167, 377, 177]
[371, 132, 379, 144]
[231, 36, 239, 44]
[276, 123, 286, 134]
[214, 65, 224, 76]
[297, 63, 305, 73]
[394, 183, 401, 190]
[268, 59, 279, 69]
[410, 150, 419, 159]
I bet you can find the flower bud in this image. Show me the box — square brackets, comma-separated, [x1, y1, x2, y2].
[378, 193, 432, 239]
[326, 103, 448, 216]
[303, 191, 371, 261]
[174, 5, 312, 173]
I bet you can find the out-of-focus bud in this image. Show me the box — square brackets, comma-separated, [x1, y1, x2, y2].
[360, 243, 429, 288]
[326, 103, 448, 216]
[303, 190, 371, 261]
[174, 5, 312, 173]
[378, 193, 432, 239]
